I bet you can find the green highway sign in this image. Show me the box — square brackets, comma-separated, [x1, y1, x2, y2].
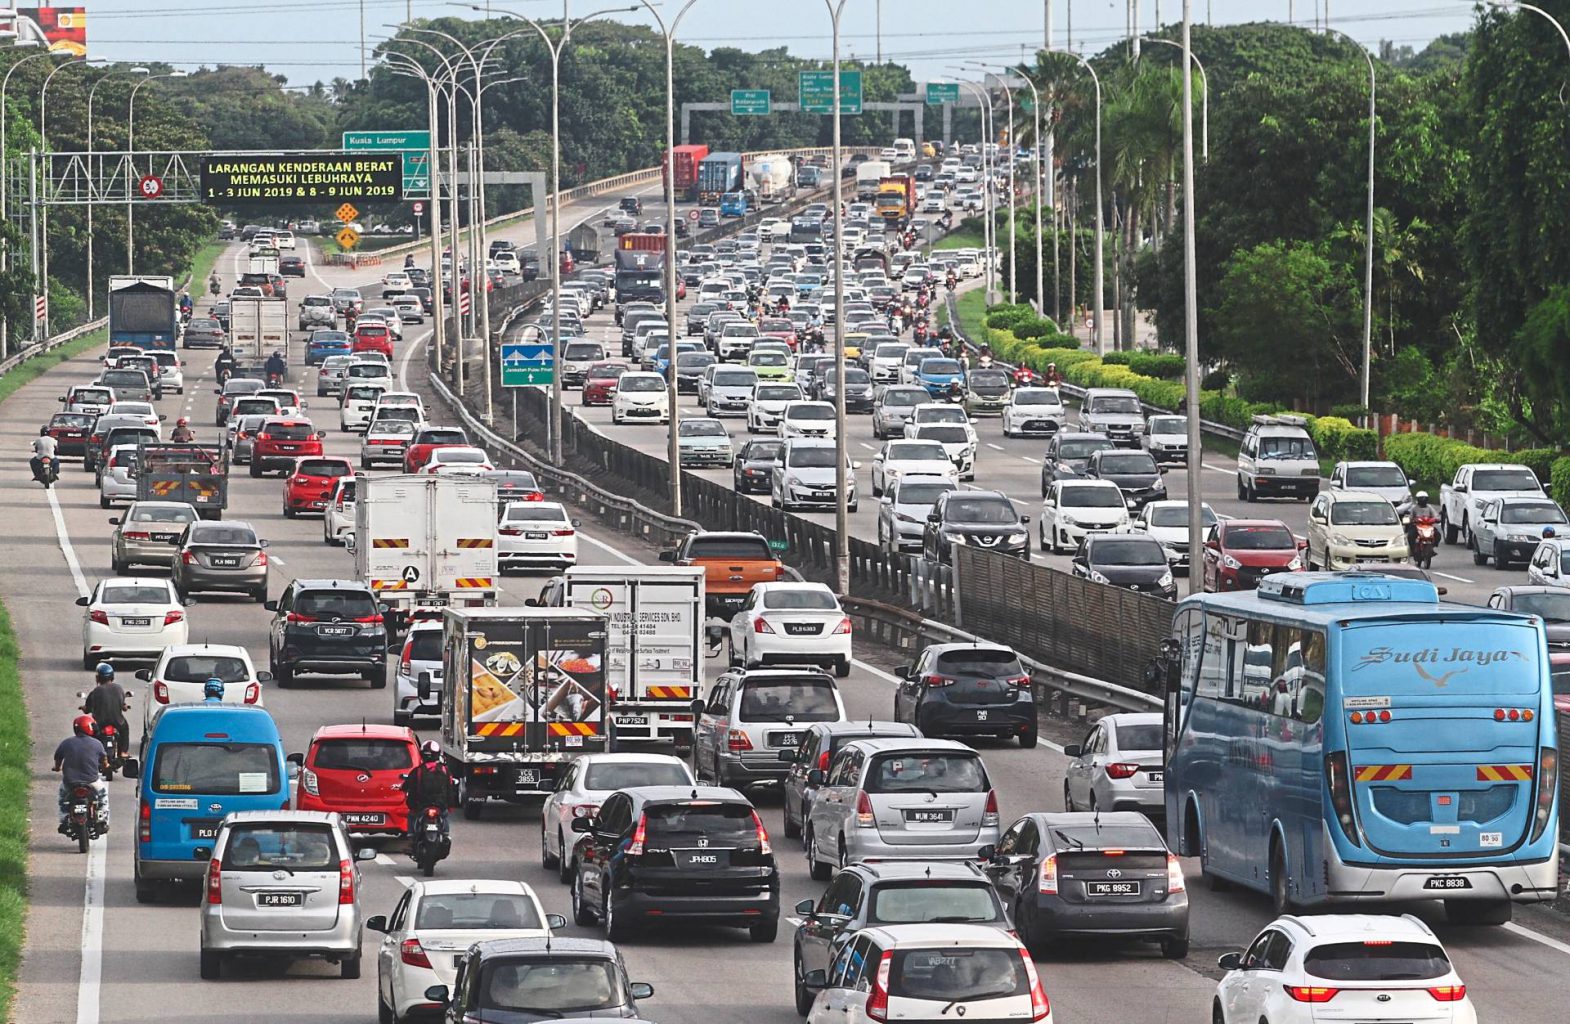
[799, 70, 862, 115]
[343, 130, 432, 198]
[731, 89, 772, 116]
[925, 82, 960, 105]
[501, 342, 555, 387]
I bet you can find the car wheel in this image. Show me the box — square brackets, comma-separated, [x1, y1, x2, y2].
[570, 865, 597, 925]
[793, 950, 815, 1016]
[392, 710, 411, 728]
[273, 660, 294, 689]
[541, 818, 560, 871]
[806, 828, 832, 882]
[283, 507, 296, 519]
[1236, 475, 1246, 501]
[834, 657, 850, 678]
[377, 992, 395, 1024]
[749, 917, 778, 943]
[1161, 935, 1190, 959]
[1442, 510, 1457, 545]
[340, 952, 362, 980]
[1211, 1002, 1226, 1024]
[603, 882, 633, 941]
[199, 949, 222, 980]
[557, 831, 575, 884]
[1019, 726, 1038, 749]
[249, 460, 261, 478]
[82, 653, 97, 671]
[1063, 782, 1075, 812]
[366, 666, 387, 690]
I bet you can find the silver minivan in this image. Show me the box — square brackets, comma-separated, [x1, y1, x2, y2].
[805, 738, 999, 879]
[693, 668, 847, 789]
[200, 810, 374, 979]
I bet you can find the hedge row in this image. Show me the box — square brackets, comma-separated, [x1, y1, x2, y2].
[1381, 432, 1561, 487]
[1553, 457, 1570, 509]
[1102, 351, 1185, 380]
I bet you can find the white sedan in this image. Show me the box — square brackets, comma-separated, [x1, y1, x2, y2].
[870, 439, 956, 497]
[498, 500, 579, 571]
[423, 447, 495, 476]
[78, 577, 188, 668]
[728, 581, 852, 678]
[138, 643, 267, 732]
[539, 753, 695, 882]
[372, 880, 560, 1024]
[111, 401, 162, 430]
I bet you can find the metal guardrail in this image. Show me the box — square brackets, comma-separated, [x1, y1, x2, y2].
[0, 317, 108, 377]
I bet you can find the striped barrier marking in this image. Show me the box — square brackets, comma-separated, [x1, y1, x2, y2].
[373, 538, 411, 548]
[1354, 765, 1413, 782]
[548, 722, 598, 736]
[1476, 765, 1533, 782]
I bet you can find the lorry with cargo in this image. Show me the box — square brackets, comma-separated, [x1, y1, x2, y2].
[436, 606, 609, 813]
[134, 442, 229, 519]
[613, 233, 668, 313]
[697, 151, 744, 206]
[855, 160, 892, 201]
[876, 174, 915, 225]
[747, 153, 795, 203]
[227, 295, 289, 373]
[664, 143, 710, 202]
[107, 275, 179, 352]
[351, 474, 500, 639]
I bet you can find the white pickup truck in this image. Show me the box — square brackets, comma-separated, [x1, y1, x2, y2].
[1439, 463, 1546, 545]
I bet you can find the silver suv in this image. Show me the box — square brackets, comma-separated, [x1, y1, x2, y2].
[693, 668, 847, 789]
[804, 738, 999, 880]
[1077, 387, 1146, 447]
[200, 810, 374, 979]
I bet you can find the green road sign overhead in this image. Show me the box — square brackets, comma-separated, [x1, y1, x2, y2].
[731, 89, 772, 116]
[799, 70, 862, 115]
[342, 130, 431, 151]
[344, 130, 432, 198]
[925, 82, 960, 105]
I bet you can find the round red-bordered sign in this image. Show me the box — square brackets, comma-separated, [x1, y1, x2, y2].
[413, 201, 425, 215]
[687, 208, 701, 221]
[137, 174, 164, 199]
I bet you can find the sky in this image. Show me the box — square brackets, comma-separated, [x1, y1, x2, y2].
[60, 0, 1482, 84]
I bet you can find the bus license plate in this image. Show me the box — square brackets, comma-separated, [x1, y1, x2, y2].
[1423, 876, 1472, 891]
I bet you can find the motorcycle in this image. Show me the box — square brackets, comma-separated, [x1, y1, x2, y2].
[266, 369, 285, 388]
[1409, 513, 1439, 570]
[32, 454, 58, 488]
[208, 277, 221, 297]
[409, 805, 451, 877]
[1012, 366, 1039, 388]
[77, 689, 134, 779]
[63, 784, 105, 853]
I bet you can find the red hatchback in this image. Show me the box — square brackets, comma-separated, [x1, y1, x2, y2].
[352, 321, 394, 359]
[403, 425, 468, 473]
[292, 723, 419, 836]
[283, 456, 354, 517]
[1201, 519, 1305, 592]
[250, 418, 324, 477]
[581, 363, 627, 406]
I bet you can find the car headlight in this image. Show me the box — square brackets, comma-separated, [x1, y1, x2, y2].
[784, 475, 800, 488]
[1159, 571, 1174, 588]
[1009, 531, 1027, 543]
[1330, 533, 1352, 547]
[1222, 554, 1242, 570]
[1089, 570, 1110, 584]
[1058, 514, 1078, 527]
[1288, 554, 1304, 570]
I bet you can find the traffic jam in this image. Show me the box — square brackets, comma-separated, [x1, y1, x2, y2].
[24, 151, 1566, 1024]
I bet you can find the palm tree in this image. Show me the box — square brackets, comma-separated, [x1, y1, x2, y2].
[1337, 207, 1428, 353]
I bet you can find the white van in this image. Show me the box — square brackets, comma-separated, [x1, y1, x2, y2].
[892, 137, 917, 162]
[1237, 414, 1320, 502]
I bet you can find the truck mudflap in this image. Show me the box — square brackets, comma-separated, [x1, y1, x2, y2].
[607, 702, 698, 750]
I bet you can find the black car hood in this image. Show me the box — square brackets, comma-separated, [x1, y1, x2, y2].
[1097, 471, 1162, 489]
[1097, 564, 1170, 585]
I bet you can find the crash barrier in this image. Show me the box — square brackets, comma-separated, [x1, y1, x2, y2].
[0, 317, 108, 378]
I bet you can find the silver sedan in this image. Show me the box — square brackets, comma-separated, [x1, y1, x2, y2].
[1062, 712, 1165, 815]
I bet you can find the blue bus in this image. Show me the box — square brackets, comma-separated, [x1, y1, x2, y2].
[1160, 572, 1559, 924]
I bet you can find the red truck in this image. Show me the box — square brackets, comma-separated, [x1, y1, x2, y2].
[664, 144, 710, 203]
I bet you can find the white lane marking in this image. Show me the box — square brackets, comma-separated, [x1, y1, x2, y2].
[1202, 461, 1236, 476]
[269, 555, 286, 567]
[578, 533, 641, 566]
[1430, 570, 1475, 584]
[46, 486, 90, 599]
[1503, 921, 1570, 957]
[76, 838, 107, 1024]
[858, 442, 875, 452]
[375, 854, 395, 866]
[395, 875, 415, 888]
[398, 325, 433, 393]
[1021, 456, 1040, 464]
[986, 443, 1005, 451]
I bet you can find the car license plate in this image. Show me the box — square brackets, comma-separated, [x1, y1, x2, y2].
[317, 625, 355, 637]
[674, 848, 731, 869]
[257, 892, 303, 908]
[974, 709, 991, 722]
[771, 732, 803, 748]
[311, 500, 327, 509]
[904, 808, 955, 824]
[784, 622, 819, 636]
[515, 769, 540, 785]
[152, 533, 175, 542]
[120, 617, 151, 627]
[525, 531, 548, 540]
[191, 820, 221, 840]
[342, 812, 385, 825]
[1423, 876, 1472, 891]
[1146, 771, 1164, 783]
[211, 557, 240, 568]
[1085, 881, 1142, 897]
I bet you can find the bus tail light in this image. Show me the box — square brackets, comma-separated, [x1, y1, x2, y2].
[1324, 751, 1362, 848]
[1530, 746, 1557, 843]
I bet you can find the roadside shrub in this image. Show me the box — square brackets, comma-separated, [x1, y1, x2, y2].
[1201, 368, 1231, 391]
[1508, 448, 1560, 483]
[1127, 353, 1185, 380]
[1308, 416, 1377, 462]
[1011, 319, 1057, 342]
[1552, 457, 1570, 509]
[1102, 352, 1133, 366]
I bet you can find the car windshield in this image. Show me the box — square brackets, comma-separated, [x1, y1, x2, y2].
[189, 527, 258, 546]
[762, 589, 838, 610]
[371, 420, 417, 436]
[1303, 941, 1451, 982]
[756, 386, 800, 401]
[896, 482, 955, 505]
[789, 405, 834, 421]
[1094, 540, 1168, 567]
[917, 426, 969, 444]
[101, 371, 147, 387]
[1097, 453, 1158, 474]
[129, 505, 197, 524]
[1501, 504, 1566, 525]
[1329, 500, 1398, 526]
[1059, 438, 1111, 460]
[346, 386, 384, 401]
[714, 372, 756, 387]
[582, 761, 691, 791]
[946, 498, 1016, 524]
[311, 738, 412, 771]
[417, 430, 465, 445]
[876, 344, 909, 358]
[1015, 390, 1061, 406]
[436, 449, 487, 464]
[866, 752, 987, 794]
[1224, 525, 1295, 550]
[563, 343, 601, 360]
[970, 370, 1009, 388]
[1508, 591, 1570, 622]
[1051, 824, 1164, 850]
[882, 389, 926, 407]
[889, 442, 950, 462]
[621, 377, 664, 394]
[1259, 436, 1317, 460]
[163, 655, 249, 683]
[1147, 416, 1185, 433]
[478, 959, 623, 1013]
[1061, 486, 1124, 509]
[295, 590, 378, 618]
[152, 742, 278, 795]
[678, 354, 716, 370]
[867, 884, 1001, 925]
[681, 421, 727, 437]
[1344, 465, 1406, 488]
[220, 824, 335, 871]
[1474, 469, 1540, 491]
[687, 536, 772, 559]
[589, 364, 628, 381]
[1090, 396, 1141, 414]
[920, 359, 961, 375]
[887, 948, 1028, 1002]
[101, 585, 171, 604]
[750, 352, 787, 366]
[739, 678, 840, 721]
[1148, 505, 1217, 530]
[787, 447, 837, 468]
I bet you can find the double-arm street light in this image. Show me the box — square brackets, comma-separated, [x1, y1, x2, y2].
[991, 64, 1047, 317]
[945, 76, 997, 302]
[827, 0, 852, 595]
[127, 69, 187, 274]
[85, 65, 149, 319]
[1047, 48, 1103, 353]
[1137, 36, 1207, 163]
[964, 62, 1018, 303]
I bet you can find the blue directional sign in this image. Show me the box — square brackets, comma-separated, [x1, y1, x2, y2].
[501, 342, 554, 386]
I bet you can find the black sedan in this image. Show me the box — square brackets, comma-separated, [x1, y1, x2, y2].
[183, 317, 226, 349]
[279, 255, 307, 277]
[733, 440, 782, 494]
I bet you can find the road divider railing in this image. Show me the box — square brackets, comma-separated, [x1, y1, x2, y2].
[0, 317, 108, 377]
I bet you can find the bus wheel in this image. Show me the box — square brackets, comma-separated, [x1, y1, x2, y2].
[1445, 899, 1512, 926]
[1269, 843, 1292, 914]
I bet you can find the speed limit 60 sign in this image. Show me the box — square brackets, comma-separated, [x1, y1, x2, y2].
[137, 175, 164, 200]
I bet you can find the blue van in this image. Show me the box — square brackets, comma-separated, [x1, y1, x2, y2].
[125, 702, 290, 902]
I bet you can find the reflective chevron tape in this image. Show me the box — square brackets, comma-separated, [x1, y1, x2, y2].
[1354, 765, 1412, 782]
[548, 722, 598, 736]
[644, 685, 693, 699]
[373, 538, 410, 548]
[456, 538, 494, 548]
[1476, 764, 1533, 782]
[473, 722, 525, 737]
[370, 580, 409, 591]
[453, 577, 493, 588]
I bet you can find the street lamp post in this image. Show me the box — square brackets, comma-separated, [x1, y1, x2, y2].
[0, 44, 51, 358]
[948, 78, 996, 301]
[828, 0, 852, 596]
[85, 66, 149, 320]
[997, 67, 1047, 316]
[1048, 48, 1102, 352]
[1322, 26, 1375, 424]
[968, 64, 1017, 302]
[127, 70, 187, 274]
[1181, 0, 1204, 595]
[1137, 36, 1207, 162]
[38, 56, 100, 340]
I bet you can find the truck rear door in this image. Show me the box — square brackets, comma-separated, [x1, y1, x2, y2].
[359, 477, 432, 597]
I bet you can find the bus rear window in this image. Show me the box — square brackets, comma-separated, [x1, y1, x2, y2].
[1341, 622, 1541, 695]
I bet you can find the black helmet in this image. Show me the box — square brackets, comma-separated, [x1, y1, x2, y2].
[95, 662, 115, 683]
[39, 426, 48, 436]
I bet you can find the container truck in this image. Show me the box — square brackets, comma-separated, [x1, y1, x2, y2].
[351, 474, 500, 639]
[436, 606, 609, 813]
[107, 275, 179, 352]
[134, 441, 229, 519]
[554, 566, 705, 751]
[663, 143, 710, 202]
[613, 233, 668, 313]
[855, 160, 892, 201]
[697, 151, 744, 206]
[748, 154, 795, 203]
[227, 296, 289, 373]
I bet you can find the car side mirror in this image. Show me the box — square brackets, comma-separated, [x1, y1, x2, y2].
[658, 550, 676, 562]
[135, 669, 151, 682]
[1020, 515, 1031, 524]
[1062, 744, 1083, 757]
[121, 758, 139, 780]
[256, 671, 273, 683]
[1217, 952, 1243, 972]
[803, 969, 828, 992]
[258, 539, 270, 548]
[108, 517, 121, 525]
[807, 768, 826, 786]
[344, 533, 357, 553]
[365, 915, 388, 933]
[286, 752, 304, 765]
[263, 600, 279, 612]
[977, 844, 996, 861]
[690, 697, 706, 717]
[424, 985, 450, 1007]
[778, 748, 797, 764]
[570, 816, 596, 834]
[629, 982, 654, 1001]
[418, 671, 433, 700]
[356, 846, 378, 861]
[213, 388, 223, 395]
[75, 596, 89, 607]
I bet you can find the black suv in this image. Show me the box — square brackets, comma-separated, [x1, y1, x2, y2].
[893, 641, 1038, 747]
[1071, 534, 1177, 598]
[265, 579, 388, 689]
[1085, 448, 1167, 510]
[618, 196, 644, 217]
[422, 936, 653, 1024]
[1039, 431, 1114, 496]
[791, 861, 1009, 1014]
[921, 489, 1031, 564]
[570, 785, 780, 943]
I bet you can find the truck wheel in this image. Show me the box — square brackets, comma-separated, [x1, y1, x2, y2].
[462, 795, 483, 821]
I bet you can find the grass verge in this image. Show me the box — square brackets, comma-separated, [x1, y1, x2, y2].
[185, 238, 227, 290]
[0, 328, 106, 407]
[936, 228, 985, 251]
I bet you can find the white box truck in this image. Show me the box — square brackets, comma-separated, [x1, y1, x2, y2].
[856, 159, 892, 201]
[352, 475, 500, 637]
[227, 295, 289, 371]
[554, 566, 705, 750]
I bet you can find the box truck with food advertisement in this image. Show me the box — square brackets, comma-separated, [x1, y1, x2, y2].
[436, 607, 609, 816]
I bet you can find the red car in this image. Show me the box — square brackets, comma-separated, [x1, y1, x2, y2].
[1551, 652, 1570, 717]
[403, 425, 469, 473]
[292, 723, 420, 836]
[283, 456, 354, 517]
[758, 318, 798, 349]
[352, 321, 394, 359]
[581, 363, 627, 406]
[1201, 519, 1304, 593]
[47, 412, 96, 457]
[250, 418, 323, 477]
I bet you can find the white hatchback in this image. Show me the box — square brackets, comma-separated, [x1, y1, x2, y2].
[1002, 387, 1066, 438]
[137, 643, 267, 732]
[78, 577, 188, 667]
[393, 620, 443, 727]
[539, 753, 695, 880]
[611, 372, 671, 425]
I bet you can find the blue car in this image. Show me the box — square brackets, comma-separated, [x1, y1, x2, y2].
[305, 331, 353, 366]
[915, 356, 965, 397]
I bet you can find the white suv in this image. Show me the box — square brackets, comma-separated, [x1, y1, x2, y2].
[1214, 914, 1475, 1024]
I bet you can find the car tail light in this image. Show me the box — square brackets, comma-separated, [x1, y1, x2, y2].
[982, 788, 999, 828]
[243, 682, 260, 704]
[153, 681, 169, 704]
[1531, 746, 1557, 843]
[254, 552, 268, 566]
[287, 613, 316, 623]
[753, 617, 775, 634]
[301, 767, 319, 795]
[1427, 985, 1467, 1002]
[399, 937, 432, 968]
[569, 803, 600, 820]
[551, 529, 575, 537]
[816, 750, 831, 772]
[499, 527, 522, 536]
[258, 432, 272, 442]
[855, 790, 876, 828]
[354, 614, 383, 624]
[627, 813, 648, 856]
[1021, 948, 1051, 1021]
[858, 948, 893, 1022]
[922, 673, 953, 687]
[400, 642, 413, 675]
[1038, 854, 1058, 894]
[1285, 987, 1339, 1003]
[750, 809, 773, 855]
[337, 859, 355, 904]
[181, 551, 198, 565]
[89, 609, 109, 625]
[1167, 853, 1186, 893]
[139, 799, 151, 843]
[1106, 762, 1140, 779]
[726, 729, 753, 752]
[774, 565, 786, 580]
[163, 611, 184, 626]
[123, 530, 151, 540]
[1324, 750, 1362, 847]
[206, 858, 223, 904]
[831, 617, 852, 635]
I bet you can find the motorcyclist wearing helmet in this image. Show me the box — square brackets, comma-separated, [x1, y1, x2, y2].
[82, 662, 130, 758]
[202, 677, 226, 702]
[53, 715, 110, 833]
[31, 425, 57, 483]
[1043, 361, 1063, 387]
[402, 740, 456, 830]
[264, 350, 287, 382]
[1405, 490, 1435, 549]
[170, 417, 196, 443]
